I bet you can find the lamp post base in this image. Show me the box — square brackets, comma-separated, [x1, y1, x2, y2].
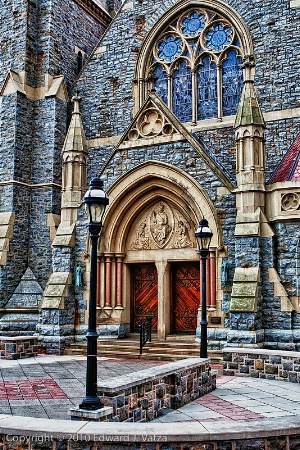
[79, 395, 103, 411]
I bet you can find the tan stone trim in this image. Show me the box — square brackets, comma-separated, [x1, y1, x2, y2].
[0, 212, 15, 266]
[269, 268, 293, 312]
[100, 94, 235, 191]
[122, 1, 133, 10]
[40, 272, 71, 309]
[1, 72, 68, 102]
[230, 267, 259, 312]
[290, 0, 300, 7]
[47, 214, 61, 242]
[95, 45, 107, 55]
[52, 223, 76, 247]
[0, 180, 62, 189]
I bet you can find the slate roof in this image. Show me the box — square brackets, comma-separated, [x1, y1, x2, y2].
[268, 133, 300, 184]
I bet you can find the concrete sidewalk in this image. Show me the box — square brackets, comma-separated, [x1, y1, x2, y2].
[1, 355, 300, 423]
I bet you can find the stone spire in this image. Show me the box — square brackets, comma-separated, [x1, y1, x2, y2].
[234, 80, 266, 213]
[61, 91, 88, 225]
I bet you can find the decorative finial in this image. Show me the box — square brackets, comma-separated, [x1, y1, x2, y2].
[71, 90, 82, 114]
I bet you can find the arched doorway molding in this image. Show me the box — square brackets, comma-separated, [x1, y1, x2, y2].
[100, 160, 223, 253]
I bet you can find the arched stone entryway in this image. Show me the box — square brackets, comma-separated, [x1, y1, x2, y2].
[96, 161, 223, 339]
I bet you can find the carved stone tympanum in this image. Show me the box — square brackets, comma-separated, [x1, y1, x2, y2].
[129, 201, 194, 250]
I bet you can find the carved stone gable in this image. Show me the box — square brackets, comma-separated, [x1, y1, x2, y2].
[129, 201, 194, 250]
[125, 100, 174, 143]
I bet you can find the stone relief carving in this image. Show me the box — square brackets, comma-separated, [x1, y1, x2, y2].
[127, 104, 174, 142]
[150, 202, 172, 248]
[131, 220, 150, 250]
[129, 202, 194, 250]
[281, 192, 300, 211]
[173, 215, 192, 248]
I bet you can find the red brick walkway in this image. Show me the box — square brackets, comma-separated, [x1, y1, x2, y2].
[0, 380, 67, 400]
[196, 376, 265, 422]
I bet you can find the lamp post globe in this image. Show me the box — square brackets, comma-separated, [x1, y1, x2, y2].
[79, 177, 109, 410]
[195, 218, 213, 359]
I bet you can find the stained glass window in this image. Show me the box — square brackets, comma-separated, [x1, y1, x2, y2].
[154, 65, 168, 105]
[148, 8, 244, 123]
[205, 24, 233, 52]
[197, 56, 218, 120]
[182, 11, 206, 37]
[158, 36, 183, 63]
[222, 50, 243, 116]
[172, 60, 192, 122]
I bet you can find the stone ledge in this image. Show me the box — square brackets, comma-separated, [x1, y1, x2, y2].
[0, 414, 300, 444]
[98, 357, 209, 392]
[223, 347, 300, 382]
[95, 358, 215, 422]
[223, 347, 300, 358]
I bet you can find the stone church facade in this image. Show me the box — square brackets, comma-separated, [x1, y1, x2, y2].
[1, 0, 300, 353]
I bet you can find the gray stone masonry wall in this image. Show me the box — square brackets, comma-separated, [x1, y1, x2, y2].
[0, 0, 27, 88]
[0, 93, 33, 184]
[31, 97, 67, 186]
[261, 236, 292, 334]
[0, 336, 38, 359]
[32, 0, 107, 90]
[0, 0, 107, 90]
[0, 185, 31, 304]
[223, 348, 300, 383]
[273, 222, 300, 298]
[194, 129, 236, 183]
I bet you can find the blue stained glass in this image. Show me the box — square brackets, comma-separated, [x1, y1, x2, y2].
[158, 35, 183, 63]
[154, 65, 168, 105]
[206, 24, 233, 52]
[182, 12, 206, 38]
[189, 40, 197, 52]
[172, 60, 192, 122]
[197, 56, 218, 120]
[222, 50, 243, 116]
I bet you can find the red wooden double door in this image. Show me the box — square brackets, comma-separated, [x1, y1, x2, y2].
[131, 262, 200, 333]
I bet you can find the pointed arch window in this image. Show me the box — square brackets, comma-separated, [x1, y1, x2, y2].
[149, 9, 244, 123]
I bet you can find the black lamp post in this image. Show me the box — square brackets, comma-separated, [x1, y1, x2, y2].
[79, 177, 109, 410]
[195, 218, 213, 359]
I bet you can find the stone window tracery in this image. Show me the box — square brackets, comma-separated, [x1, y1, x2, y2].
[147, 8, 244, 123]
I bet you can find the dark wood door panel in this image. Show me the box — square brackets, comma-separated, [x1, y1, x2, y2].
[132, 264, 158, 331]
[172, 262, 200, 332]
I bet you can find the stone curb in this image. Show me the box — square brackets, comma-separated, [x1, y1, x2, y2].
[1, 414, 300, 442]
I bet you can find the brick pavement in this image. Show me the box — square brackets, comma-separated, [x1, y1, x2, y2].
[1, 356, 300, 424]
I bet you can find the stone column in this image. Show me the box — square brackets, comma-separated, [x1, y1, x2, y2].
[104, 253, 114, 309]
[115, 253, 125, 309]
[155, 260, 171, 340]
[209, 253, 216, 308]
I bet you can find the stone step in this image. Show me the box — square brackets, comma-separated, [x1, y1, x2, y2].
[65, 341, 223, 364]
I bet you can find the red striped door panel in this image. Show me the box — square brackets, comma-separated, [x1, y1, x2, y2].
[131, 264, 158, 331]
[172, 262, 200, 332]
